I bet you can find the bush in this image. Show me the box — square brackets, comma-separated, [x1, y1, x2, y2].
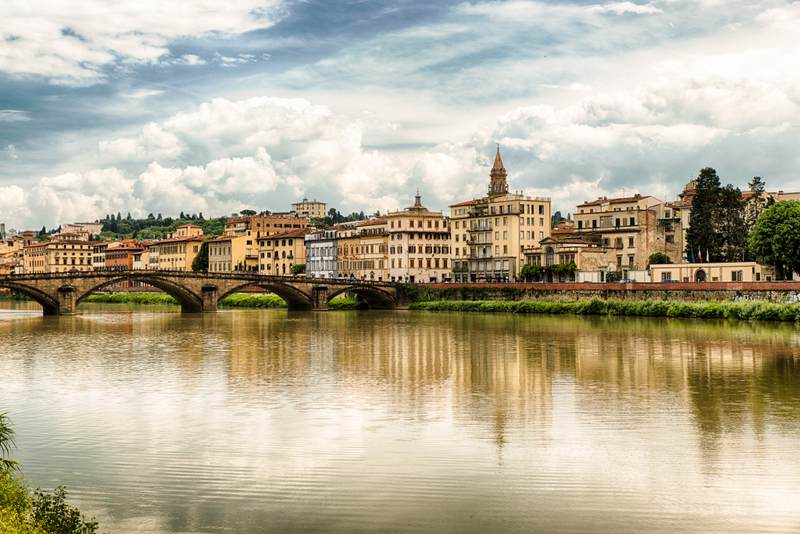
[30, 487, 98, 534]
[408, 298, 800, 323]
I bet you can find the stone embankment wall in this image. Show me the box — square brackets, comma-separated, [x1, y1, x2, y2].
[411, 282, 800, 303]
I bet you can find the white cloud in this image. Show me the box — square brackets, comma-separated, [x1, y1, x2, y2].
[589, 2, 662, 15]
[5, 145, 19, 160]
[0, 0, 282, 84]
[0, 110, 30, 122]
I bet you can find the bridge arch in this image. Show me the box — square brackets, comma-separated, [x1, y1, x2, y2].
[326, 285, 396, 309]
[75, 274, 204, 313]
[216, 281, 313, 310]
[0, 281, 60, 315]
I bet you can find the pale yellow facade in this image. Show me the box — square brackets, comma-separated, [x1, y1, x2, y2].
[291, 198, 327, 219]
[23, 239, 94, 273]
[650, 262, 766, 283]
[208, 234, 258, 273]
[257, 228, 311, 276]
[146, 224, 204, 271]
[386, 192, 450, 283]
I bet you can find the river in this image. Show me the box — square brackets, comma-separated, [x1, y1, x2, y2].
[1, 302, 799, 533]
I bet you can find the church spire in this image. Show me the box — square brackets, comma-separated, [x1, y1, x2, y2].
[489, 144, 508, 196]
[414, 188, 422, 208]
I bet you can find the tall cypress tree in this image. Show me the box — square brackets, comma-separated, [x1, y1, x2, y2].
[717, 184, 747, 262]
[686, 167, 722, 262]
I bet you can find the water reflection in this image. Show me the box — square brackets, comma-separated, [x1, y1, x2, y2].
[1, 304, 800, 533]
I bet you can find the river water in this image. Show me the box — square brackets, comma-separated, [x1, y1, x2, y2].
[1, 302, 800, 533]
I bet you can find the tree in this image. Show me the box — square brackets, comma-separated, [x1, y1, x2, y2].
[191, 242, 209, 272]
[291, 263, 306, 275]
[179, 211, 186, 219]
[686, 167, 722, 262]
[38, 226, 47, 238]
[648, 252, 671, 266]
[748, 201, 800, 279]
[0, 412, 17, 472]
[717, 184, 747, 261]
[746, 176, 768, 229]
[239, 209, 256, 216]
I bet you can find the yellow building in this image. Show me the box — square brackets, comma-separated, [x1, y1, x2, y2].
[23, 236, 94, 273]
[450, 147, 552, 282]
[257, 228, 312, 276]
[386, 191, 450, 283]
[335, 223, 361, 279]
[355, 218, 389, 281]
[207, 234, 258, 273]
[291, 198, 327, 219]
[147, 224, 204, 271]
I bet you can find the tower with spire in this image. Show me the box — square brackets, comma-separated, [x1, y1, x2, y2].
[489, 144, 508, 196]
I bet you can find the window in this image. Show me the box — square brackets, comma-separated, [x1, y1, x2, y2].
[629, 217, 635, 226]
[628, 237, 634, 248]
[578, 220, 583, 229]
[732, 270, 743, 282]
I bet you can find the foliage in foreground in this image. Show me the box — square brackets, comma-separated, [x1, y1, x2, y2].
[0, 413, 98, 534]
[409, 299, 800, 322]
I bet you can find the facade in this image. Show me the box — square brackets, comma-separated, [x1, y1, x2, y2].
[450, 147, 552, 282]
[572, 194, 683, 271]
[291, 198, 327, 219]
[224, 214, 308, 239]
[386, 191, 450, 283]
[207, 234, 258, 273]
[650, 262, 766, 283]
[146, 224, 204, 271]
[524, 236, 608, 282]
[23, 237, 94, 273]
[305, 229, 338, 278]
[257, 228, 312, 275]
[61, 222, 103, 239]
[335, 223, 361, 279]
[104, 240, 144, 271]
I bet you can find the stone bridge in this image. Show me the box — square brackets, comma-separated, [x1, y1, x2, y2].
[0, 271, 403, 315]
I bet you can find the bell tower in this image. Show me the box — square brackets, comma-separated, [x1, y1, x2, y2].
[489, 144, 508, 196]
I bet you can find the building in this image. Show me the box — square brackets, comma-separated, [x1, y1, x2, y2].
[650, 262, 766, 283]
[223, 213, 308, 239]
[305, 228, 338, 278]
[291, 198, 327, 219]
[571, 193, 683, 272]
[257, 228, 313, 275]
[335, 223, 361, 279]
[23, 236, 94, 273]
[386, 191, 450, 283]
[104, 240, 144, 271]
[524, 236, 609, 282]
[207, 234, 259, 273]
[60, 222, 103, 240]
[450, 147, 552, 282]
[146, 224, 204, 271]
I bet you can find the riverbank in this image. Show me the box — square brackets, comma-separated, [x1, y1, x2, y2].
[409, 298, 800, 322]
[82, 292, 361, 310]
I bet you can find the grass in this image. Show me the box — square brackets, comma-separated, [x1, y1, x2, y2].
[408, 298, 800, 322]
[81, 292, 361, 310]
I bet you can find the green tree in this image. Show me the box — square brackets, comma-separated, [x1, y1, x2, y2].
[0, 413, 17, 473]
[291, 263, 306, 275]
[648, 252, 671, 266]
[748, 201, 800, 279]
[191, 242, 209, 272]
[717, 184, 747, 262]
[30, 487, 98, 534]
[686, 167, 722, 262]
[239, 209, 256, 216]
[746, 176, 768, 229]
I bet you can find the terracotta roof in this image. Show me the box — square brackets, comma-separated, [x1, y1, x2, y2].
[356, 217, 387, 227]
[147, 235, 204, 246]
[258, 228, 313, 241]
[492, 145, 505, 172]
[577, 194, 653, 208]
[449, 199, 477, 207]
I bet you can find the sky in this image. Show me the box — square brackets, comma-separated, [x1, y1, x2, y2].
[1, 0, 799, 228]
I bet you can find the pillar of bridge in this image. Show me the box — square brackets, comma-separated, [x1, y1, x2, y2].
[200, 285, 218, 313]
[56, 286, 77, 315]
[311, 286, 329, 311]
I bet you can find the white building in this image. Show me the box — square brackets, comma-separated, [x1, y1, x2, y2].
[305, 229, 338, 278]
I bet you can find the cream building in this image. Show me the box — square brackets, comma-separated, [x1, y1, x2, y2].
[572, 194, 683, 271]
[450, 147, 552, 282]
[650, 262, 767, 283]
[291, 198, 327, 219]
[386, 191, 450, 283]
[23, 237, 94, 273]
[335, 223, 361, 279]
[224, 213, 308, 239]
[146, 224, 204, 271]
[524, 236, 609, 282]
[258, 228, 312, 276]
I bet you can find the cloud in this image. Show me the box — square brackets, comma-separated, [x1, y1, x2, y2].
[589, 2, 662, 15]
[0, 110, 30, 122]
[0, 0, 283, 84]
[5, 145, 19, 160]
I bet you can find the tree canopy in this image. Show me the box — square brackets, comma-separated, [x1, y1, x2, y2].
[685, 167, 747, 262]
[748, 201, 800, 279]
